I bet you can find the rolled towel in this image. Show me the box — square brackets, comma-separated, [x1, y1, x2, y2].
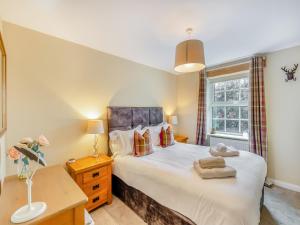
[215, 143, 227, 152]
[199, 157, 225, 169]
[194, 161, 236, 179]
[209, 147, 240, 157]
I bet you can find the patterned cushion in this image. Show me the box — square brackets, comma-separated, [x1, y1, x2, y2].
[160, 126, 174, 148]
[133, 129, 153, 157]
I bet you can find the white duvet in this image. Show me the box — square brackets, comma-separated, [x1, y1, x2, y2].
[113, 143, 267, 225]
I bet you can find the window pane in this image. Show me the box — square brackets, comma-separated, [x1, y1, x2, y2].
[241, 120, 249, 133]
[241, 107, 248, 119]
[240, 90, 248, 101]
[212, 107, 225, 118]
[226, 90, 239, 102]
[240, 78, 249, 88]
[226, 120, 239, 133]
[214, 91, 225, 102]
[226, 106, 239, 119]
[213, 119, 225, 132]
[226, 80, 240, 90]
[214, 82, 225, 91]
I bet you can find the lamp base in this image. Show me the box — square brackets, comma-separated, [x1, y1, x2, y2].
[11, 202, 47, 223]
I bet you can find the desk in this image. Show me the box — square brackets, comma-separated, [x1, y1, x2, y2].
[0, 165, 88, 225]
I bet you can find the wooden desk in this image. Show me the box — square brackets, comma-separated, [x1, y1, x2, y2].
[0, 165, 88, 225]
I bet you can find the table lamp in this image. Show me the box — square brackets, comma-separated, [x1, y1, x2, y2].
[168, 115, 178, 126]
[87, 120, 104, 157]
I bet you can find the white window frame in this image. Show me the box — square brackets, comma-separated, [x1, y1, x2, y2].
[207, 72, 249, 137]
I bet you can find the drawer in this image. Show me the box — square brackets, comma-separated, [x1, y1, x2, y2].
[86, 189, 108, 211]
[83, 166, 108, 184]
[83, 176, 108, 196]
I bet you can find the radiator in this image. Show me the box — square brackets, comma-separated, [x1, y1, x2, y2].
[209, 136, 249, 151]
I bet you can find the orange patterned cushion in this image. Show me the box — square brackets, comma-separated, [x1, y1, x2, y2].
[160, 126, 174, 148]
[133, 129, 153, 157]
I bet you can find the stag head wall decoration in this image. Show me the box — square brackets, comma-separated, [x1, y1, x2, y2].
[281, 64, 298, 82]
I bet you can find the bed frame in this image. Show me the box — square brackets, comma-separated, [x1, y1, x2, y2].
[107, 106, 264, 225]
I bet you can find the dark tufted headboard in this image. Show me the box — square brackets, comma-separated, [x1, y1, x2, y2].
[107, 107, 164, 133]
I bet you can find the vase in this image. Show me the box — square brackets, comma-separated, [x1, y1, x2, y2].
[17, 163, 29, 180]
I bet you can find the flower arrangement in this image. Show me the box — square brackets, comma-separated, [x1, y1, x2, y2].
[8, 135, 50, 179]
[7, 135, 50, 223]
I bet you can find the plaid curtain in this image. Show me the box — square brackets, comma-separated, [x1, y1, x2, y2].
[249, 57, 267, 160]
[196, 70, 207, 145]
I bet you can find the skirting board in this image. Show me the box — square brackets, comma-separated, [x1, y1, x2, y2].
[269, 178, 300, 193]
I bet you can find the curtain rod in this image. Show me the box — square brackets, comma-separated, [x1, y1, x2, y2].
[206, 54, 266, 71]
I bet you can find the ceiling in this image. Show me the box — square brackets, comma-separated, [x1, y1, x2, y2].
[1, 0, 300, 74]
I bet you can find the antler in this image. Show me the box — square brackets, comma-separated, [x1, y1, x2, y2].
[281, 66, 289, 73]
[291, 64, 298, 73]
[281, 64, 298, 74]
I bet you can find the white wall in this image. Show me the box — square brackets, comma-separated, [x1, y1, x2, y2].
[265, 45, 300, 187]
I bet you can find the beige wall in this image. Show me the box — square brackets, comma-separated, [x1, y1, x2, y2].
[176, 45, 300, 187]
[265, 45, 300, 187]
[0, 17, 6, 191]
[3, 22, 177, 175]
[176, 72, 199, 144]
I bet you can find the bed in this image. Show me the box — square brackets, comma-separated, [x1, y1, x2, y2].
[107, 106, 267, 225]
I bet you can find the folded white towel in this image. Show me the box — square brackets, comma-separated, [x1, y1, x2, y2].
[193, 161, 236, 179]
[199, 157, 225, 169]
[209, 147, 240, 157]
[215, 143, 227, 152]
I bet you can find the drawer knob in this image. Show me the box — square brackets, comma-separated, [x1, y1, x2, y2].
[92, 184, 100, 190]
[92, 172, 100, 178]
[92, 196, 99, 203]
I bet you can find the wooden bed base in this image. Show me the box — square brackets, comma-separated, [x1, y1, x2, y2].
[112, 175, 264, 225]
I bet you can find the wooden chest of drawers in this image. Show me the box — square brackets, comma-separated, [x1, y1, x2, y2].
[66, 155, 113, 211]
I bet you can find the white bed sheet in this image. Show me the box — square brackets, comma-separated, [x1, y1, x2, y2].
[113, 143, 267, 225]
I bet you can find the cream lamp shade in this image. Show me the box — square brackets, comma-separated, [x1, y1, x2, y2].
[174, 28, 205, 73]
[169, 115, 178, 125]
[87, 120, 104, 134]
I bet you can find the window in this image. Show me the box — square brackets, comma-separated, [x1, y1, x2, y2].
[208, 75, 249, 136]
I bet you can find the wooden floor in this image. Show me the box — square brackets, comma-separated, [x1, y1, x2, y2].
[91, 186, 300, 225]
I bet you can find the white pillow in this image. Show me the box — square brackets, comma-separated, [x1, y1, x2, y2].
[109, 132, 121, 156]
[109, 125, 142, 156]
[143, 122, 175, 146]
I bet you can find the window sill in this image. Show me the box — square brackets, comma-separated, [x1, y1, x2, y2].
[208, 133, 249, 141]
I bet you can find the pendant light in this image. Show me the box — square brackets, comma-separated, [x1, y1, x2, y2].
[174, 28, 205, 73]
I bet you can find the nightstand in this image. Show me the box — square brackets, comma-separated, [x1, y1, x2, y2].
[66, 155, 113, 212]
[174, 135, 189, 143]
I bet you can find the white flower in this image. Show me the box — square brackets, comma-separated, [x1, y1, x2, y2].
[16, 143, 29, 149]
[20, 137, 33, 145]
[38, 135, 50, 147]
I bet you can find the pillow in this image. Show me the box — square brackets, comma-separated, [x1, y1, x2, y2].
[133, 129, 153, 157]
[109, 125, 142, 156]
[160, 126, 175, 148]
[144, 122, 168, 146]
[109, 132, 121, 156]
